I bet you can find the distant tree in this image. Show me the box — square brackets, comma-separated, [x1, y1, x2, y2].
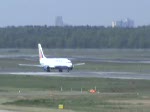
[0, 25, 150, 48]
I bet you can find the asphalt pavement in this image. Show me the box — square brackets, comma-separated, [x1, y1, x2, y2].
[0, 71, 150, 80]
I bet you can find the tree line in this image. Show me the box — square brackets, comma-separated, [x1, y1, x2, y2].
[0, 25, 150, 48]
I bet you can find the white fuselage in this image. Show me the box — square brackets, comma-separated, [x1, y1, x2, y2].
[40, 58, 73, 69]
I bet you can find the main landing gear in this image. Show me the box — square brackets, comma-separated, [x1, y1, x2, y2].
[59, 69, 63, 72]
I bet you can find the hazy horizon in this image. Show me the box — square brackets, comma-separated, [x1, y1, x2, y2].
[0, 0, 150, 27]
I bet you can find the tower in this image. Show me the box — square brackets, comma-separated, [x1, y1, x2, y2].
[55, 16, 64, 26]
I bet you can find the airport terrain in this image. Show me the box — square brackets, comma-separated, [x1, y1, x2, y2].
[0, 49, 150, 112]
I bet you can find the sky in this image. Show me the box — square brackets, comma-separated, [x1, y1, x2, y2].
[0, 0, 149, 27]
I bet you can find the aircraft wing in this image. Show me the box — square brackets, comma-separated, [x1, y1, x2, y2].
[73, 63, 85, 66]
[19, 64, 42, 67]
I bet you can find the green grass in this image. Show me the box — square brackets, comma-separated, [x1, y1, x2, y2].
[0, 75, 150, 92]
[1, 57, 150, 73]
[75, 61, 150, 73]
[1, 48, 150, 60]
[0, 75, 150, 112]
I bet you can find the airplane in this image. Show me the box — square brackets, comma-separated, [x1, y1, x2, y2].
[19, 43, 85, 72]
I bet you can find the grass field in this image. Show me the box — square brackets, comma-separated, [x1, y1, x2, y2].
[1, 49, 150, 73]
[0, 49, 150, 111]
[1, 56, 150, 73]
[1, 48, 150, 60]
[0, 75, 150, 112]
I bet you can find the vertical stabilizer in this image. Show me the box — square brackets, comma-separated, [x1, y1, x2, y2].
[38, 43, 46, 60]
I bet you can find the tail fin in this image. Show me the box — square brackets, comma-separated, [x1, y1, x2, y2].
[38, 43, 46, 60]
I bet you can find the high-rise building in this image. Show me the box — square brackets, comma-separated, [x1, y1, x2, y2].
[55, 16, 64, 27]
[112, 18, 134, 28]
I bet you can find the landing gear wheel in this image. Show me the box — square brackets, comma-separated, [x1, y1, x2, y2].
[67, 68, 70, 72]
[47, 67, 50, 72]
[59, 69, 63, 72]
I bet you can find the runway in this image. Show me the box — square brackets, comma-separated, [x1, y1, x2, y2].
[1, 71, 150, 80]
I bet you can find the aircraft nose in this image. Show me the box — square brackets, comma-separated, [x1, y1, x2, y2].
[70, 63, 73, 67]
[69, 63, 73, 68]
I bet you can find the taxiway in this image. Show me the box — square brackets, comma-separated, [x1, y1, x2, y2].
[0, 71, 150, 80]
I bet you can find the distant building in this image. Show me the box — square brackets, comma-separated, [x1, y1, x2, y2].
[112, 18, 134, 28]
[55, 16, 64, 27]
